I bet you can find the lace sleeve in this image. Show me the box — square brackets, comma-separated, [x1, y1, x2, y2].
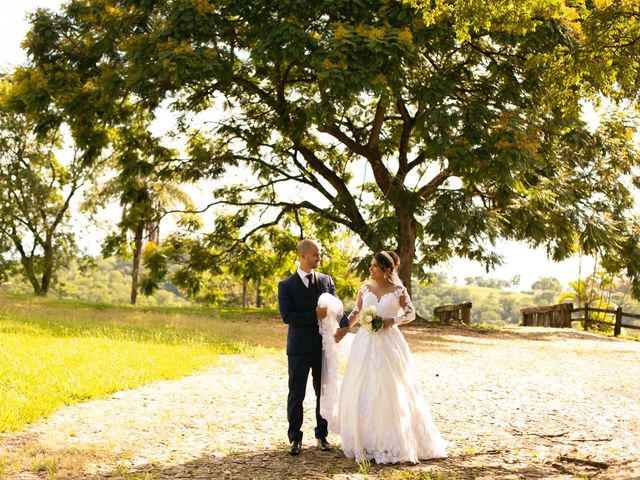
[347, 286, 365, 327]
[393, 286, 416, 325]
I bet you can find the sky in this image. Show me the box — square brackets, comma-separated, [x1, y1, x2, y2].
[2, 1, 631, 291]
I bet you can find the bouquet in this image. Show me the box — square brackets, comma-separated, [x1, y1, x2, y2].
[361, 305, 384, 332]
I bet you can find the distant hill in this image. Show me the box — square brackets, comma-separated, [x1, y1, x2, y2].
[412, 283, 542, 325]
[5, 257, 190, 307]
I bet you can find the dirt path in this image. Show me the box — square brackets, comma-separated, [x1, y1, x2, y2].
[1, 326, 639, 479]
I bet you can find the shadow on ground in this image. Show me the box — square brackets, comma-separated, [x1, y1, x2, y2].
[50, 445, 611, 480]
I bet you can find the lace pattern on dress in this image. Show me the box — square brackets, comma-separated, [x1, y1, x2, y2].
[342, 424, 416, 464]
[338, 282, 448, 464]
[391, 286, 416, 325]
[349, 285, 416, 326]
[347, 286, 364, 326]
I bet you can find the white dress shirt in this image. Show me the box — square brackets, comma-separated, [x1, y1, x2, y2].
[297, 268, 315, 287]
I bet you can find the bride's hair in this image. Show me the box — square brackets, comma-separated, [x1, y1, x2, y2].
[375, 251, 400, 274]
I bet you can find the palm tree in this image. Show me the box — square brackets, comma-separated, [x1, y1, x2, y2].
[95, 176, 196, 304]
[558, 273, 616, 332]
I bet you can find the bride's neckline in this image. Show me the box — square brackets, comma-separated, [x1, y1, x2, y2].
[363, 284, 400, 302]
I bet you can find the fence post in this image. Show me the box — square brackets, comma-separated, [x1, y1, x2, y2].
[584, 305, 590, 331]
[564, 303, 574, 328]
[614, 307, 623, 337]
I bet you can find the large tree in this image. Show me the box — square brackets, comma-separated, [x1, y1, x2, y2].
[15, 0, 640, 295]
[98, 173, 196, 305]
[84, 122, 197, 305]
[0, 81, 95, 296]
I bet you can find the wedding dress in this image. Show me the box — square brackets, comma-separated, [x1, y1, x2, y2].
[338, 285, 448, 464]
[317, 293, 354, 434]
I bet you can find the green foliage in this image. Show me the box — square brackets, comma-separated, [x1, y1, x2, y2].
[532, 277, 562, 291]
[4, 221, 363, 309]
[13, 0, 640, 299]
[0, 78, 96, 296]
[410, 0, 568, 38]
[533, 290, 558, 306]
[558, 270, 640, 334]
[409, 0, 640, 101]
[142, 214, 362, 306]
[81, 116, 197, 305]
[465, 275, 520, 289]
[0, 237, 16, 283]
[5, 257, 189, 307]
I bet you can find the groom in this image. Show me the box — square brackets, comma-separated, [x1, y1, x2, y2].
[278, 239, 349, 456]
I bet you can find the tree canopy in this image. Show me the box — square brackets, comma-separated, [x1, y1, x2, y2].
[11, 0, 640, 297]
[531, 276, 562, 292]
[410, 0, 640, 100]
[0, 78, 96, 295]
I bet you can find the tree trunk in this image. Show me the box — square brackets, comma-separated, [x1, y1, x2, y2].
[12, 236, 44, 296]
[148, 219, 160, 245]
[397, 213, 417, 297]
[256, 277, 262, 308]
[40, 263, 53, 297]
[20, 256, 44, 296]
[40, 271, 52, 296]
[242, 278, 248, 308]
[352, 205, 416, 296]
[130, 221, 145, 305]
[39, 240, 54, 296]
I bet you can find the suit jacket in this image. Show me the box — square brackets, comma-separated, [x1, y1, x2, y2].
[278, 271, 348, 355]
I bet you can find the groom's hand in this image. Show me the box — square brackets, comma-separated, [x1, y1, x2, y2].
[334, 326, 348, 343]
[316, 306, 328, 320]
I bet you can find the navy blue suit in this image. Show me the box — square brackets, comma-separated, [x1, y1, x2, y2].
[278, 271, 348, 443]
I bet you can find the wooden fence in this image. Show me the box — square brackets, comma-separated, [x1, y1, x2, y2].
[520, 303, 640, 337]
[433, 302, 472, 325]
[520, 303, 573, 328]
[573, 306, 640, 336]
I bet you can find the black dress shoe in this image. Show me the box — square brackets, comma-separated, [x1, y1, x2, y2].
[317, 438, 332, 451]
[290, 441, 302, 456]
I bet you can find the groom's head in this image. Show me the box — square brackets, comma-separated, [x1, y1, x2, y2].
[297, 239, 322, 271]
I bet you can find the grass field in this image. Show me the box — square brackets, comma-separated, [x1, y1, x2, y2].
[0, 293, 287, 433]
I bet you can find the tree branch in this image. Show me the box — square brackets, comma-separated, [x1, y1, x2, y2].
[206, 198, 355, 229]
[320, 123, 368, 157]
[367, 97, 387, 152]
[289, 149, 335, 201]
[407, 151, 429, 172]
[232, 76, 280, 112]
[395, 92, 415, 179]
[49, 150, 84, 234]
[417, 169, 451, 199]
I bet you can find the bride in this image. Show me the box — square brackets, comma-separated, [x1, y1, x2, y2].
[334, 251, 448, 464]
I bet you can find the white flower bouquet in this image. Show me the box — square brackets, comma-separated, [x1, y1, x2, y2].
[361, 305, 384, 332]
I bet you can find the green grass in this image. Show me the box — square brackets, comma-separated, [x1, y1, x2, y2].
[356, 458, 372, 474]
[0, 293, 287, 433]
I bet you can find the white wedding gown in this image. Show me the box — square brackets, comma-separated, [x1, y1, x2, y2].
[338, 285, 448, 464]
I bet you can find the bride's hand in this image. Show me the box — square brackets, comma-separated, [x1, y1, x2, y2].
[334, 326, 348, 343]
[382, 318, 394, 329]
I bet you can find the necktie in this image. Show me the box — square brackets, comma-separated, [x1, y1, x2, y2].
[306, 273, 313, 288]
